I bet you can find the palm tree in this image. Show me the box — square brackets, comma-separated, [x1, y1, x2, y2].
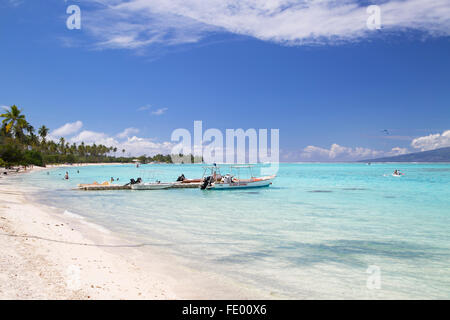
[48, 141, 58, 154]
[85, 145, 91, 157]
[0, 122, 10, 138]
[78, 142, 86, 157]
[70, 143, 77, 156]
[92, 144, 98, 157]
[38, 125, 49, 144]
[59, 137, 66, 154]
[0, 105, 29, 140]
[26, 124, 35, 135]
[26, 124, 39, 147]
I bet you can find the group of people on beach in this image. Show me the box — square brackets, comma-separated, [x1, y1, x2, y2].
[1, 165, 33, 175]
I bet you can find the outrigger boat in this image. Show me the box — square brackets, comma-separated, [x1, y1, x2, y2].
[200, 165, 275, 190]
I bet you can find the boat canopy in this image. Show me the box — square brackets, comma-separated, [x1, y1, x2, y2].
[202, 164, 256, 179]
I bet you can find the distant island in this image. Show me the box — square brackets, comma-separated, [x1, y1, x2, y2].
[362, 147, 450, 163]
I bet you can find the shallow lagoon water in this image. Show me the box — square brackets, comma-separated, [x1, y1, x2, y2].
[12, 163, 450, 299]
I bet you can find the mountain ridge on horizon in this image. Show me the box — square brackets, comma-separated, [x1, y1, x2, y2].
[361, 147, 450, 163]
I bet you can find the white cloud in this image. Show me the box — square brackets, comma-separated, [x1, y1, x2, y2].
[44, 118, 174, 156]
[67, 129, 174, 156]
[286, 130, 450, 161]
[301, 144, 381, 160]
[297, 143, 409, 161]
[120, 136, 174, 156]
[137, 105, 151, 111]
[137, 105, 167, 115]
[70, 130, 114, 145]
[51, 121, 83, 138]
[7, 0, 23, 7]
[151, 107, 168, 115]
[117, 127, 140, 139]
[388, 147, 410, 156]
[82, 0, 450, 50]
[411, 130, 450, 151]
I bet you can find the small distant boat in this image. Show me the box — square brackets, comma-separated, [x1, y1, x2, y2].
[200, 165, 275, 190]
[131, 182, 173, 190]
[392, 170, 404, 177]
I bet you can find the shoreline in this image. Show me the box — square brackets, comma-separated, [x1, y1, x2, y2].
[1, 163, 132, 177]
[0, 167, 267, 299]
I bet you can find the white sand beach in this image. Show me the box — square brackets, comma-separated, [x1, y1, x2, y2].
[0, 166, 265, 300]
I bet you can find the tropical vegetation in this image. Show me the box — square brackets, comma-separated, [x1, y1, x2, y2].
[0, 105, 197, 168]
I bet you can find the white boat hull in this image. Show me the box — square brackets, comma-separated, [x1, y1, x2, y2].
[131, 183, 173, 190]
[206, 175, 275, 190]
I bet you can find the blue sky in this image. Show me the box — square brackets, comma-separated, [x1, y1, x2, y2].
[1, 0, 449, 160]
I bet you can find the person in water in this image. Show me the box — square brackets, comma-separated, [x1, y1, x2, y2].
[64, 172, 69, 180]
[111, 177, 115, 182]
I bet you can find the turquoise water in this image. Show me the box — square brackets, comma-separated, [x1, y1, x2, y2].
[9, 163, 450, 299]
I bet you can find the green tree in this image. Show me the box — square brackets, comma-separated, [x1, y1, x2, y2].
[78, 142, 86, 157]
[0, 105, 29, 140]
[38, 125, 49, 144]
[59, 137, 66, 154]
[23, 149, 44, 166]
[25, 124, 39, 147]
[138, 155, 147, 164]
[0, 143, 24, 165]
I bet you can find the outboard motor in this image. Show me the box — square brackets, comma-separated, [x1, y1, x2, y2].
[127, 177, 141, 185]
[200, 176, 212, 190]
